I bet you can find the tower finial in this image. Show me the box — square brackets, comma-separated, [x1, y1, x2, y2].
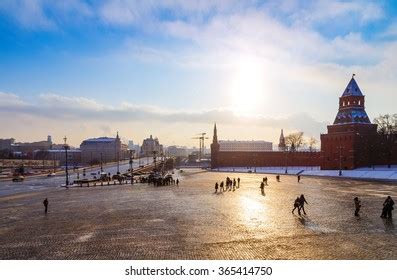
[352, 73, 355, 78]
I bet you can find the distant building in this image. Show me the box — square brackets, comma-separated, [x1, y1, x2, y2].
[128, 140, 140, 156]
[11, 137, 52, 157]
[0, 138, 15, 150]
[34, 149, 81, 167]
[219, 140, 273, 152]
[141, 135, 163, 157]
[166, 146, 188, 157]
[80, 133, 128, 165]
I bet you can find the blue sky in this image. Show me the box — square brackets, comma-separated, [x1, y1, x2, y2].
[1, 0, 397, 147]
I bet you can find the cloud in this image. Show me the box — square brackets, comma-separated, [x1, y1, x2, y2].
[0, 0, 93, 29]
[0, 92, 29, 107]
[286, 0, 384, 26]
[379, 21, 397, 39]
[0, 92, 326, 136]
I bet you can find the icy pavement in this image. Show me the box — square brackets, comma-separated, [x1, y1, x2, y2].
[0, 169, 396, 259]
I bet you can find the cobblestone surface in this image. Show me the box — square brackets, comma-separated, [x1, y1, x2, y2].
[0, 169, 396, 259]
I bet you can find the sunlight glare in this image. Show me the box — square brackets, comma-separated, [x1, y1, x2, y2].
[230, 56, 267, 115]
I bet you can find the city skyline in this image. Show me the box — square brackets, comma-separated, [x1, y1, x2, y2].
[1, 1, 397, 146]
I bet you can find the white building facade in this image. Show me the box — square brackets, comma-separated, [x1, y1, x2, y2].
[219, 140, 273, 152]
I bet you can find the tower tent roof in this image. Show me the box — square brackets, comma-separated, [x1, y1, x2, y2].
[342, 77, 363, 97]
[334, 76, 371, 125]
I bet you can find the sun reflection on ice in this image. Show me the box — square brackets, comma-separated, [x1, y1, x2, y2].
[239, 196, 269, 230]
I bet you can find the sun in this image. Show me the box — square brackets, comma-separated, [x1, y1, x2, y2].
[229, 56, 267, 115]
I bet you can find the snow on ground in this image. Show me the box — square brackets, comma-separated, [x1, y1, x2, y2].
[214, 166, 397, 181]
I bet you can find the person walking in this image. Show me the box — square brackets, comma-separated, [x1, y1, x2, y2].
[260, 182, 265, 196]
[298, 194, 308, 215]
[276, 175, 280, 182]
[215, 182, 219, 193]
[176, 179, 179, 186]
[233, 178, 236, 191]
[237, 177, 240, 188]
[297, 175, 301, 183]
[354, 197, 361, 216]
[43, 198, 49, 214]
[386, 196, 395, 218]
[381, 196, 395, 219]
[292, 196, 300, 214]
[264, 177, 268, 185]
[220, 181, 224, 192]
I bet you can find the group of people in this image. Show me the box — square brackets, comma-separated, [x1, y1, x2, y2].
[380, 196, 395, 219]
[352, 195, 394, 219]
[214, 177, 240, 193]
[292, 194, 308, 215]
[259, 177, 268, 195]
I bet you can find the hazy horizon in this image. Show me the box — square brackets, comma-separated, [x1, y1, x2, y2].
[1, 1, 397, 147]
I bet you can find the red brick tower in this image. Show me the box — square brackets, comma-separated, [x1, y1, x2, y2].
[321, 75, 378, 170]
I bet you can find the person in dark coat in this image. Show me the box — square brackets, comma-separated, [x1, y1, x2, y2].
[292, 197, 300, 214]
[260, 182, 265, 195]
[298, 194, 308, 215]
[219, 181, 224, 192]
[215, 182, 219, 193]
[381, 196, 394, 219]
[297, 175, 301, 183]
[43, 198, 48, 214]
[354, 197, 361, 216]
[237, 177, 240, 188]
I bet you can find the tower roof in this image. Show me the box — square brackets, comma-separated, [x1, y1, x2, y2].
[212, 122, 218, 143]
[334, 75, 371, 125]
[341, 76, 363, 97]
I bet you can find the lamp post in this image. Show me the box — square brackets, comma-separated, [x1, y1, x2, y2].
[129, 151, 134, 185]
[100, 152, 103, 172]
[153, 151, 157, 170]
[338, 144, 343, 176]
[117, 149, 120, 174]
[130, 156, 134, 185]
[63, 136, 69, 186]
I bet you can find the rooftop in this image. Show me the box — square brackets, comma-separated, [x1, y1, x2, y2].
[82, 137, 117, 143]
[341, 76, 363, 97]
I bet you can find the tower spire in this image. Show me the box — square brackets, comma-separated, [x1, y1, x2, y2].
[212, 122, 218, 143]
[278, 129, 286, 151]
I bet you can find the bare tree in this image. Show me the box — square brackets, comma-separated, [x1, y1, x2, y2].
[308, 137, 318, 152]
[285, 132, 305, 152]
[374, 114, 397, 168]
[374, 114, 397, 134]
